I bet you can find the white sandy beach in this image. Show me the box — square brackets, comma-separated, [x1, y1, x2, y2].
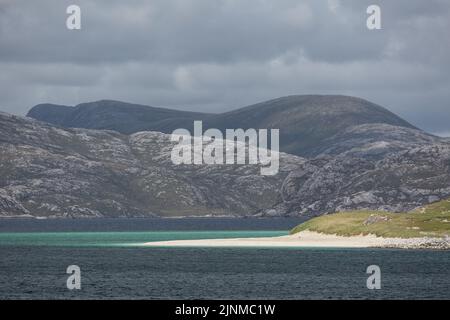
[142, 230, 448, 249]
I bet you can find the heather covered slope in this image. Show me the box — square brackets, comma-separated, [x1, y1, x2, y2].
[204, 95, 418, 156]
[27, 95, 419, 157]
[28, 100, 211, 135]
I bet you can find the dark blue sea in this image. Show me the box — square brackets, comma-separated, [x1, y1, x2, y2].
[0, 218, 449, 299]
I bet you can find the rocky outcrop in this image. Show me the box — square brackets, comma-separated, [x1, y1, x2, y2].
[311, 123, 442, 158]
[382, 237, 450, 250]
[0, 112, 303, 218]
[267, 130, 450, 217]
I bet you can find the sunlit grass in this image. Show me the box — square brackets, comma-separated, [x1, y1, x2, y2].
[290, 199, 450, 238]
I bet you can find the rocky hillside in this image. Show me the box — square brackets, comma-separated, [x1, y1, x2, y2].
[0, 112, 302, 218]
[265, 124, 450, 217]
[27, 95, 417, 157]
[5, 95, 450, 219]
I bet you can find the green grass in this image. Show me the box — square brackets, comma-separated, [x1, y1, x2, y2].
[290, 199, 450, 238]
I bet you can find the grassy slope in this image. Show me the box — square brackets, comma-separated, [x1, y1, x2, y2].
[290, 199, 450, 238]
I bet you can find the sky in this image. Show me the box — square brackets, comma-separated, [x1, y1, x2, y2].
[0, 0, 449, 136]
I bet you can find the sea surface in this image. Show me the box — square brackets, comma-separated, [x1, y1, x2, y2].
[0, 218, 449, 299]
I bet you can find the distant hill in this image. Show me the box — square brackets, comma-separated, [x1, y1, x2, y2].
[204, 95, 418, 156]
[27, 95, 418, 157]
[27, 100, 211, 135]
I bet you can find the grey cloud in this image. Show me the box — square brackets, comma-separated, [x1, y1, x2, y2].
[0, 0, 449, 135]
[0, 0, 415, 64]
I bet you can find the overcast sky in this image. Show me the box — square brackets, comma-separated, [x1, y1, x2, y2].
[1, 0, 449, 135]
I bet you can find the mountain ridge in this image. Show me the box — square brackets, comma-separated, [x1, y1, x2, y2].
[4, 94, 449, 218]
[2, 109, 450, 218]
[27, 95, 421, 157]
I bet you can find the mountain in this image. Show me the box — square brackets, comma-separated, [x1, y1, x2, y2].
[27, 95, 417, 157]
[7, 95, 450, 218]
[203, 95, 417, 156]
[0, 112, 302, 218]
[28, 100, 210, 135]
[265, 125, 450, 217]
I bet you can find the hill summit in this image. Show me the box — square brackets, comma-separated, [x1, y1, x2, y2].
[27, 95, 417, 157]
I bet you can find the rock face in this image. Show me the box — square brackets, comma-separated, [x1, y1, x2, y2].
[0, 112, 303, 218]
[27, 95, 416, 157]
[255, 120, 450, 216]
[310, 123, 442, 158]
[268, 125, 450, 217]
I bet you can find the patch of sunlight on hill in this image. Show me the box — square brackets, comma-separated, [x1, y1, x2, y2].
[290, 199, 450, 238]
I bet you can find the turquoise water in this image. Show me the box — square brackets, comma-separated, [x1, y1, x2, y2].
[1, 218, 449, 299]
[0, 230, 287, 247]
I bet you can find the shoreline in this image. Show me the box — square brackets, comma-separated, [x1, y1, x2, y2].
[142, 230, 450, 250]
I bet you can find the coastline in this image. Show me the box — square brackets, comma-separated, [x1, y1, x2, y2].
[142, 230, 450, 250]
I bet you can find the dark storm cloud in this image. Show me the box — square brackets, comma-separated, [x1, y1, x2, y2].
[0, 0, 449, 135]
